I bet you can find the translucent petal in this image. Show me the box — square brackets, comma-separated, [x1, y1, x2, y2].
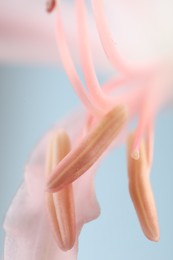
[3, 110, 100, 259]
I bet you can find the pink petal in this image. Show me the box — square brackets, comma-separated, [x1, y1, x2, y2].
[3, 109, 100, 259]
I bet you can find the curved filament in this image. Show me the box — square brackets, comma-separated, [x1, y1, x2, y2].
[76, 0, 112, 111]
[131, 85, 156, 157]
[56, 10, 103, 117]
[91, 0, 130, 73]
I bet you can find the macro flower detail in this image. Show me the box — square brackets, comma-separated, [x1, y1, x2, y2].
[47, 0, 164, 244]
[3, 0, 173, 259]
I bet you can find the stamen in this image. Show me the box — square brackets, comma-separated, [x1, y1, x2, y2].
[102, 76, 131, 93]
[45, 130, 76, 251]
[47, 105, 127, 192]
[56, 10, 103, 117]
[91, 0, 130, 73]
[127, 133, 160, 242]
[76, 0, 112, 111]
[46, 0, 56, 13]
[145, 123, 154, 167]
[131, 85, 156, 155]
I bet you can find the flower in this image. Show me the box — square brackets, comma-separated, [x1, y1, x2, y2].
[3, 0, 173, 259]
[47, 0, 173, 243]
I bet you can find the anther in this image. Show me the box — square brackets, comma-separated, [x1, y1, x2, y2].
[127, 133, 160, 242]
[46, 0, 56, 13]
[45, 130, 76, 251]
[47, 106, 128, 192]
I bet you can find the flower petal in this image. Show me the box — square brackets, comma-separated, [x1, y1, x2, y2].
[3, 109, 100, 259]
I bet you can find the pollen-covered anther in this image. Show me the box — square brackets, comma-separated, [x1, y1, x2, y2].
[46, 0, 56, 13]
[127, 133, 160, 242]
[45, 130, 76, 251]
[47, 105, 128, 192]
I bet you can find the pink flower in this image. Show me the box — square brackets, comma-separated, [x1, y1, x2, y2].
[47, 0, 173, 243]
[3, 0, 173, 259]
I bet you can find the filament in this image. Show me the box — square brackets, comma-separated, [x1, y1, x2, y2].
[76, 0, 112, 111]
[91, 0, 130, 73]
[56, 10, 104, 117]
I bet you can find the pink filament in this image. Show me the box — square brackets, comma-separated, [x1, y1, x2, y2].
[145, 122, 154, 168]
[76, 0, 112, 111]
[102, 76, 131, 93]
[131, 86, 156, 154]
[56, 11, 103, 117]
[91, 0, 131, 73]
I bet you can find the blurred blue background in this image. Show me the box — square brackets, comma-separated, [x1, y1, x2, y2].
[0, 65, 173, 260]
